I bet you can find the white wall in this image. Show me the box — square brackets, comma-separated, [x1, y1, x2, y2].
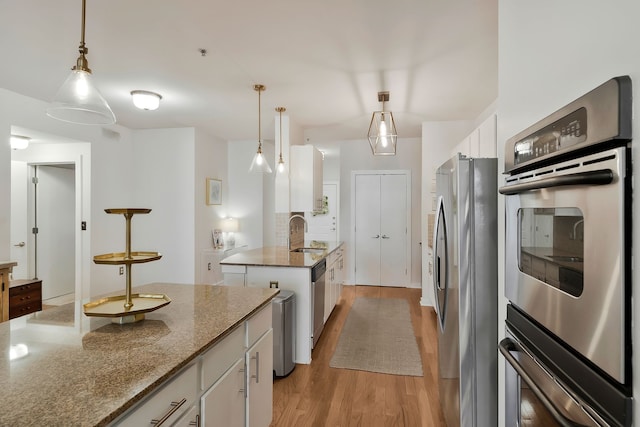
[194, 128, 228, 282]
[130, 128, 196, 286]
[498, 1, 640, 425]
[227, 140, 275, 249]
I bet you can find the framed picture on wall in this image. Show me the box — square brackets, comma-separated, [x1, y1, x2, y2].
[206, 178, 222, 205]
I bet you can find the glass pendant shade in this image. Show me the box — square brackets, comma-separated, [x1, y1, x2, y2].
[277, 156, 285, 173]
[47, 69, 116, 124]
[249, 146, 273, 173]
[368, 110, 398, 155]
[46, 0, 115, 125]
[276, 106, 286, 174]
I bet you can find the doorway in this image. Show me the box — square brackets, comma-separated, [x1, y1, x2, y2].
[12, 163, 76, 302]
[305, 182, 339, 242]
[352, 171, 411, 287]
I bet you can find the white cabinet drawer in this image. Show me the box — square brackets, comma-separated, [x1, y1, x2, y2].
[246, 304, 272, 347]
[201, 325, 244, 390]
[116, 362, 198, 426]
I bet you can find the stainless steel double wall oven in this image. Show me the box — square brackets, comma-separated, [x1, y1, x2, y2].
[499, 76, 633, 426]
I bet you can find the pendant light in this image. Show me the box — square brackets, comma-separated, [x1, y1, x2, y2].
[367, 91, 397, 155]
[248, 84, 272, 173]
[275, 107, 286, 173]
[46, 0, 116, 125]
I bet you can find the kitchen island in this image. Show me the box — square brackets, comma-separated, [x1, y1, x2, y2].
[0, 282, 278, 426]
[220, 242, 344, 364]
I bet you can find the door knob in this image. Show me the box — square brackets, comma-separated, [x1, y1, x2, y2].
[372, 235, 380, 239]
[13, 242, 25, 247]
[381, 235, 390, 239]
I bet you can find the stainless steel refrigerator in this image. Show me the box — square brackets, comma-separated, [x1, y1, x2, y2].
[432, 154, 497, 427]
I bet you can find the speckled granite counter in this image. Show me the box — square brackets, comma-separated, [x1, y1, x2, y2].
[0, 283, 278, 426]
[220, 241, 342, 267]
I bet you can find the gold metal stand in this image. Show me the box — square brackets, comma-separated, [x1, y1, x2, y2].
[84, 209, 170, 323]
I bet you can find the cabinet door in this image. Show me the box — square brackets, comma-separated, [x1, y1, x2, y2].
[246, 330, 273, 427]
[173, 404, 200, 427]
[201, 358, 245, 427]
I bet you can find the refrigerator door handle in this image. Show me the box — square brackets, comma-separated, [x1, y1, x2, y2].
[433, 195, 448, 329]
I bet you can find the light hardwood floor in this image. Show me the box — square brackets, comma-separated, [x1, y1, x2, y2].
[271, 285, 446, 427]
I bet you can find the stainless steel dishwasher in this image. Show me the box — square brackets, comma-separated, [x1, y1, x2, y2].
[311, 259, 326, 349]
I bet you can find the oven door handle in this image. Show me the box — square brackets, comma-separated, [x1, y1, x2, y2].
[498, 169, 613, 195]
[499, 338, 590, 427]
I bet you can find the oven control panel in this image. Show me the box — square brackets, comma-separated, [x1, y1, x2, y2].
[513, 108, 587, 165]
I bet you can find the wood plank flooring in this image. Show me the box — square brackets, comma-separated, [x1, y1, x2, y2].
[271, 285, 446, 427]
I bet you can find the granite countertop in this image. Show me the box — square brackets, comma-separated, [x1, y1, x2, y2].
[220, 241, 343, 268]
[0, 261, 17, 270]
[0, 283, 279, 426]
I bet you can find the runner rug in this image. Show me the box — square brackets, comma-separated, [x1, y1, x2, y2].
[329, 297, 423, 376]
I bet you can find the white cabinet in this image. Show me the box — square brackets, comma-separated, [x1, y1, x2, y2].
[451, 113, 497, 158]
[246, 330, 273, 427]
[173, 404, 200, 427]
[324, 244, 344, 322]
[114, 305, 273, 427]
[115, 363, 199, 426]
[201, 357, 245, 427]
[222, 264, 247, 287]
[290, 145, 323, 212]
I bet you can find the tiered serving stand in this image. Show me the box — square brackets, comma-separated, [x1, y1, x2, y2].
[83, 209, 170, 324]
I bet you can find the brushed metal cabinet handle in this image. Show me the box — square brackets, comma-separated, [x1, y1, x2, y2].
[251, 352, 260, 384]
[150, 398, 187, 426]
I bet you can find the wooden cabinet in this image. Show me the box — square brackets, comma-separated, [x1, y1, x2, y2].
[290, 145, 323, 212]
[9, 279, 42, 320]
[0, 263, 17, 322]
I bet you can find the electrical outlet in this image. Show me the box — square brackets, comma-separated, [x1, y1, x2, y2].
[270, 280, 279, 289]
[119, 266, 124, 275]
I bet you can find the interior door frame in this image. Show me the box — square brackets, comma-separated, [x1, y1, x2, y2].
[350, 169, 411, 286]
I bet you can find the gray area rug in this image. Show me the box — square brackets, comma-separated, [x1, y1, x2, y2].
[330, 297, 423, 376]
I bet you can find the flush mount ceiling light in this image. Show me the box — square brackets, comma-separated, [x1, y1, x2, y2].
[131, 90, 162, 110]
[10, 135, 30, 150]
[367, 91, 398, 156]
[248, 84, 272, 173]
[276, 107, 286, 173]
[46, 0, 115, 125]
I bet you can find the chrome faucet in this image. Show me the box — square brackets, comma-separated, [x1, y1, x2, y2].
[288, 214, 308, 250]
[571, 219, 584, 240]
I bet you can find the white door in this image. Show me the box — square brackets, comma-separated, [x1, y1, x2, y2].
[355, 174, 381, 285]
[305, 183, 338, 242]
[354, 173, 409, 287]
[10, 161, 29, 280]
[36, 165, 76, 300]
[380, 174, 408, 285]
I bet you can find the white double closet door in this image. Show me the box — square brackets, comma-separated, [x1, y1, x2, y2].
[354, 172, 409, 287]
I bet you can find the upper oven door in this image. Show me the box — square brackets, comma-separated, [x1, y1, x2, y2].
[501, 146, 629, 385]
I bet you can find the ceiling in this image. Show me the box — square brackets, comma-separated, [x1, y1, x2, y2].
[1, 0, 497, 144]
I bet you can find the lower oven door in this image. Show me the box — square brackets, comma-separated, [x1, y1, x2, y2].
[500, 331, 607, 427]
[501, 146, 630, 384]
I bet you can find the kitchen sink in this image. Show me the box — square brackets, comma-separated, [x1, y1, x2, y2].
[290, 247, 326, 253]
[546, 255, 584, 263]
